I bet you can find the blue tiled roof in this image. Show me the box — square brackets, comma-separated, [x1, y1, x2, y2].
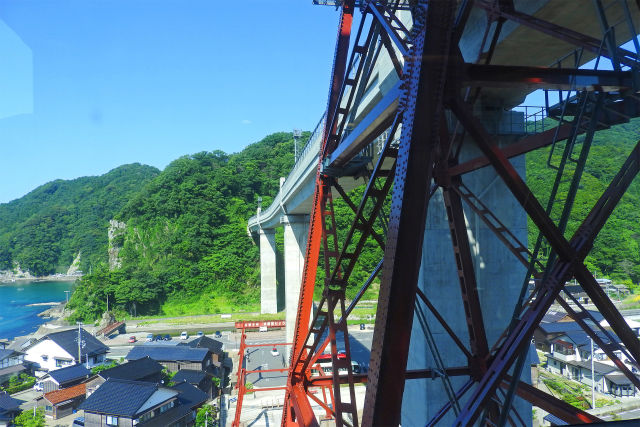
[538, 321, 583, 334]
[0, 392, 22, 411]
[99, 357, 163, 381]
[172, 381, 208, 408]
[79, 378, 157, 417]
[126, 346, 208, 363]
[48, 364, 91, 384]
[543, 413, 568, 425]
[172, 369, 206, 385]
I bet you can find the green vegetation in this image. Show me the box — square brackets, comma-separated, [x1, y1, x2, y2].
[91, 360, 118, 374]
[14, 408, 45, 427]
[195, 404, 219, 427]
[8, 115, 640, 322]
[526, 118, 640, 286]
[0, 164, 159, 275]
[1, 373, 36, 394]
[68, 132, 301, 321]
[542, 375, 592, 409]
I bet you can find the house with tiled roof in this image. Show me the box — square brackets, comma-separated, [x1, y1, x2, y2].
[24, 328, 108, 375]
[0, 349, 26, 385]
[172, 369, 215, 399]
[181, 336, 224, 375]
[37, 383, 86, 420]
[0, 392, 22, 427]
[126, 346, 211, 373]
[35, 363, 91, 393]
[80, 378, 204, 427]
[85, 357, 164, 397]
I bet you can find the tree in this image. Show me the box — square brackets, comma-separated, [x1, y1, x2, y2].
[14, 408, 45, 427]
[195, 404, 218, 427]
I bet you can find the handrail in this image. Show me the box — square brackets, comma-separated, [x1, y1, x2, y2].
[248, 112, 326, 232]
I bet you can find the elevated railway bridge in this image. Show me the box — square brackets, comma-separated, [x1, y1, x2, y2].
[243, 0, 640, 425]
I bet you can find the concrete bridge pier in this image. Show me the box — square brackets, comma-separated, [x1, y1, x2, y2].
[282, 215, 309, 359]
[259, 228, 278, 314]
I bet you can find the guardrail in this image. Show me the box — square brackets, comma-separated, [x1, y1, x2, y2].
[248, 113, 326, 232]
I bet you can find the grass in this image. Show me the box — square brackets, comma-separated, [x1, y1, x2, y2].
[160, 293, 259, 317]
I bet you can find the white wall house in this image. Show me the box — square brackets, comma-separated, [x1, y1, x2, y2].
[24, 328, 108, 376]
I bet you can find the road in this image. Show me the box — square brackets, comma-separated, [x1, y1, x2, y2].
[240, 329, 374, 389]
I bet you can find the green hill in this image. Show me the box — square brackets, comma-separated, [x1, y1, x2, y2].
[68, 132, 301, 320]
[8, 120, 639, 322]
[0, 164, 159, 276]
[527, 118, 640, 286]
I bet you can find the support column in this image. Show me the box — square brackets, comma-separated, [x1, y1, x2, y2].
[402, 115, 531, 425]
[259, 228, 277, 314]
[282, 214, 309, 361]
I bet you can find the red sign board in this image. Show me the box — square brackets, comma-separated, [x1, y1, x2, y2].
[235, 320, 285, 329]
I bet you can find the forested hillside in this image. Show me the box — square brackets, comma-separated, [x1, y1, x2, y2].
[68, 132, 302, 320]
[527, 118, 640, 286]
[0, 164, 159, 276]
[8, 119, 639, 322]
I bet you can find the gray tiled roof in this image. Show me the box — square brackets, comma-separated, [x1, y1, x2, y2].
[184, 336, 223, 354]
[99, 357, 163, 381]
[126, 346, 208, 363]
[172, 369, 206, 385]
[44, 329, 109, 359]
[48, 364, 91, 384]
[79, 378, 158, 417]
[172, 381, 208, 408]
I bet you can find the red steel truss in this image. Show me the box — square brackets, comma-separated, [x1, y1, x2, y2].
[273, 0, 640, 425]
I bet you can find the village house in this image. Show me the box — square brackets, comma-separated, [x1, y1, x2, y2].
[79, 378, 207, 427]
[172, 370, 215, 399]
[24, 329, 108, 375]
[0, 392, 22, 427]
[37, 383, 86, 420]
[0, 349, 26, 385]
[85, 357, 164, 397]
[35, 363, 91, 393]
[126, 346, 210, 373]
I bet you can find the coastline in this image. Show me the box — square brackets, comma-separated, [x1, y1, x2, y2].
[0, 274, 81, 284]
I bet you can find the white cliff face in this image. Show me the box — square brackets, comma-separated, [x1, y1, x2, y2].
[108, 219, 126, 270]
[66, 251, 82, 275]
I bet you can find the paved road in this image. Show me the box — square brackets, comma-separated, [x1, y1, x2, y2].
[240, 329, 373, 389]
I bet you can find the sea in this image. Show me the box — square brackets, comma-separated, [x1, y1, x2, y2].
[0, 280, 76, 340]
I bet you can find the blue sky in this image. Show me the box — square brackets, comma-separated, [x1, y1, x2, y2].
[0, 1, 339, 203]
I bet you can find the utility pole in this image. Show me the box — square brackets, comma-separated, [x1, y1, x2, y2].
[106, 294, 109, 312]
[591, 337, 596, 409]
[64, 290, 70, 304]
[77, 322, 83, 366]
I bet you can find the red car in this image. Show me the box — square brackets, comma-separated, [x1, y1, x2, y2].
[128, 336, 137, 343]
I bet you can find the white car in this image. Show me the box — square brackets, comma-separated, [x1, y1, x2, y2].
[180, 331, 189, 340]
[271, 347, 279, 356]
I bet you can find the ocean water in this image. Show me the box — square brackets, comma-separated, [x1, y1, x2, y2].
[0, 280, 76, 340]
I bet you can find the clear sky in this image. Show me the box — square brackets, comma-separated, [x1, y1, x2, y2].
[0, 1, 340, 203]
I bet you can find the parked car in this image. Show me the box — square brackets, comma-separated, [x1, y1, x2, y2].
[180, 331, 189, 340]
[128, 336, 137, 343]
[214, 330, 222, 338]
[271, 347, 279, 356]
[163, 334, 171, 341]
[33, 381, 43, 392]
[72, 417, 85, 426]
[359, 323, 365, 330]
[197, 331, 204, 337]
[146, 333, 154, 342]
[153, 334, 163, 341]
[259, 326, 268, 332]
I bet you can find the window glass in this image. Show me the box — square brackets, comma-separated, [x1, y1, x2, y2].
[106, 415, 118, 426]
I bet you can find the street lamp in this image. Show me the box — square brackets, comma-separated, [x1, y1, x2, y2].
[293, 129, 302, 162]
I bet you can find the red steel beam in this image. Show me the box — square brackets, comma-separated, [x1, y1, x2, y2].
[362, 2, 457, 425]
